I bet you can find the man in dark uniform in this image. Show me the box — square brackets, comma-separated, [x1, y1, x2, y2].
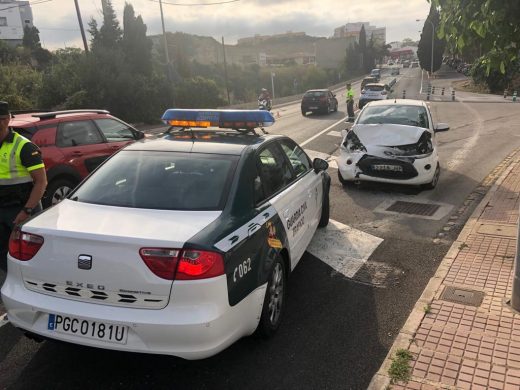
[0, 101, 47, 268]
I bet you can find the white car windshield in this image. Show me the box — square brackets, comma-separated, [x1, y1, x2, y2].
[357, 105, 430, 128]
[71, 150, 238, 210]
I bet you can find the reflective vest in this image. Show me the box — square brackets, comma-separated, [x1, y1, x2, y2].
[0, 131, 40, 185]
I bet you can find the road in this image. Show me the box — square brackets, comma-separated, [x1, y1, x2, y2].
[1, 67, 520, 389]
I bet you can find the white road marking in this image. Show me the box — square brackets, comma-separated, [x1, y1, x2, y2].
[304, 149, 338, 169]
[327, 131, 343, 137]
[300, 117, 348, 147]
[307, 219, 383, 278]
[445, 101, 482, 172]
[0, 313, 7, 329]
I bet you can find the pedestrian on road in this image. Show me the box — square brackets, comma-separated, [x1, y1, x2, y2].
[0, 101, 47, 268]
[346, 83, 355, 122]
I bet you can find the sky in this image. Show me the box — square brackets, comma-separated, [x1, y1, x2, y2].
[31, 0, 431, 50]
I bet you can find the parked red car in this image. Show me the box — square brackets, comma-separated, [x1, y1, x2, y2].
[9, 109, 144, 208]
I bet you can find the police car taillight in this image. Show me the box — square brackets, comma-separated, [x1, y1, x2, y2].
[139, 248, 224, 280]
[176, 250, 224, 280]
[8, 229, 44, 261]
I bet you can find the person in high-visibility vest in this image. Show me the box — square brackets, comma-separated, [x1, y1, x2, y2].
[0, 101, 47, 267]
[346, 83, 355, 122]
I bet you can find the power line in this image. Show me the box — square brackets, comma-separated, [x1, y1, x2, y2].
[149, 0, 239, 6]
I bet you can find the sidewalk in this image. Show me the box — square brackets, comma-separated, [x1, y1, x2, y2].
[369, 148, 520, 390]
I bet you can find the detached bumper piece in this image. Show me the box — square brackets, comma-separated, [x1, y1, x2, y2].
[357, 155, 418, 180]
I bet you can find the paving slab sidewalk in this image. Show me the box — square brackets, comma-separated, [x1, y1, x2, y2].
[369, 148, 520, 390]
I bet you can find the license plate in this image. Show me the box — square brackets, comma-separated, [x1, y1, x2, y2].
[309, 106, 318, 110]
[48, 314, 128, 344]
[372, 164, 403, 172]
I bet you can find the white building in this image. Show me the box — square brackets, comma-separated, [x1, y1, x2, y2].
[0, 0, 33, 46]
[333, 22, 386, 44]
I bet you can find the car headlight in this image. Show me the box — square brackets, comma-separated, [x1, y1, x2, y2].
[343, 131, 367, 153]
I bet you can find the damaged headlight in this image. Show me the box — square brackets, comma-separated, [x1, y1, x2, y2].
[343, 131, 367, 152]
[385, 131, 433, 157]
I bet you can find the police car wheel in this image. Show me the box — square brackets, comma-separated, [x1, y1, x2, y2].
[318, 189, 329, 228]
[256, 256, 286, 338]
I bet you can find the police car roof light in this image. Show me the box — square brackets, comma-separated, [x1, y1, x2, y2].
[161, 109, 275, 130]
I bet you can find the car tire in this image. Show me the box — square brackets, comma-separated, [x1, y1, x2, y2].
[318, 186, 330, 228]
[301, 109, 306, 116]
[256, 255, 286, 338]
[43, 178, 78, 208]
[423, 163, 440, 190]
[334, 102, 338, 112]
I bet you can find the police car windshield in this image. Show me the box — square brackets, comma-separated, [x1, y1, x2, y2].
[71, 150, 238, 210]
[357, 105, 430, 128]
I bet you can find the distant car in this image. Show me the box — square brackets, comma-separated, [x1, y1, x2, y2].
[361, 76, 379, 90]
[370, 68, 382, 81]
[411, 61, 419, 68]
[301, 89, 338, 115]
[337, 99, 449, 189]
[9, 109, 145, 208]
[2, 109, 331, 359]
[402, 60, 411, 68]
[387, 60, 394, 66]
[359, 83, 389, 109]
[391, 67, 400, 75]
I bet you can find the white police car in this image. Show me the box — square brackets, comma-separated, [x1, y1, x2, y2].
[2, 109, 331, 359]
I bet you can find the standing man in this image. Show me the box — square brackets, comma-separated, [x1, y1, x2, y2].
[0, 101, 47, 267]
[346, 83, 355, 122]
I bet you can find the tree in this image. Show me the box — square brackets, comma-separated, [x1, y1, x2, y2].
[23, 26, 41, 49]
[89, 0, 122, 51]
[431, 0, 520, 76]
[401, 38, 417, 46]
[122, 3, 153, 75]
[359, 24, 367, 71]
[418, 4, 446, 73]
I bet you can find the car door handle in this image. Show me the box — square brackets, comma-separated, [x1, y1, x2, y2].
[71, 151, 83, 156]
[307, 190, 313, 198]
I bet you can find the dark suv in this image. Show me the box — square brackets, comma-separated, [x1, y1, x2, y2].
[301, 89, 338, 115]
[9, 109, 144, 208]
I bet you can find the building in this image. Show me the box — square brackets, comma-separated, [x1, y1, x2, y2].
[0, 0, 33, 46]
[237, 31, 306, 45]
[333, 22, 386, 44]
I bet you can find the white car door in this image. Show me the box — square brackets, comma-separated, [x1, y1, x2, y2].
[256, 142, 316, 269]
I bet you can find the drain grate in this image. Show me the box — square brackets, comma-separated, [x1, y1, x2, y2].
[440, 286, 484, 307]
[386, 201, 440, 216]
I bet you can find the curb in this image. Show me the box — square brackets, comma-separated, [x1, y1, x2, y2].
[367, 148, 520, 389]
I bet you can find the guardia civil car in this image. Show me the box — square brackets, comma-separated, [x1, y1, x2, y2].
[2, 109, 331, 359]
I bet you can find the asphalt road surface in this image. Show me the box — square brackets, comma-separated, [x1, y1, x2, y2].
[1, 67, 520, 389]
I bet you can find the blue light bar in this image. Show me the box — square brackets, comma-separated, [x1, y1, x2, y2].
[161, 109, 275, 129]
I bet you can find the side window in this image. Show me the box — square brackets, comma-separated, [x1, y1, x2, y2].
[94, 118, 136, 142]
[279, 139, 311, 178]
[253, 169, 265, 205]
[257, 144, 294, 199]
[56, 120, 103, 147]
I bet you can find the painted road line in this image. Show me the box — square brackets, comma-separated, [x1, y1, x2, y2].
[327, 130, 343, 137]
[0, 313, 7, 329]
[307, 219, 383, 278]
[305, 149, 338, 170]
[300, 117, 348, 147]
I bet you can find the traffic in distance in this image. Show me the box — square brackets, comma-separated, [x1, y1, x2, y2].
[2, 109, 331, 359]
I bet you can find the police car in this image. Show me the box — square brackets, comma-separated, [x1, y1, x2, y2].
[2, 109, 331, 359]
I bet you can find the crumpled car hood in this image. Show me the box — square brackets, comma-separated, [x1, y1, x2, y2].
[353, 124, 429, 146]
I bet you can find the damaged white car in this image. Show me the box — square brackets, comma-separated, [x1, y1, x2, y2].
[337, 99, 449, 189]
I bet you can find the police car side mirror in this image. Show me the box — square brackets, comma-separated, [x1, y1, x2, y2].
[135, 130, 145, 140]
[313, 158, 329, 172]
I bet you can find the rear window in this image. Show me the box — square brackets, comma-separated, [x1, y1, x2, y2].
[71, 150, 238, 210]
[364, 85, 385, 92]
[304, 91, 326, 97]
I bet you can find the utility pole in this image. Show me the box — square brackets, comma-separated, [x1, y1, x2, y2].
[159, 0, 170, 65]
[222, 36, 231, 105]
[74, 0, 88, 52]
